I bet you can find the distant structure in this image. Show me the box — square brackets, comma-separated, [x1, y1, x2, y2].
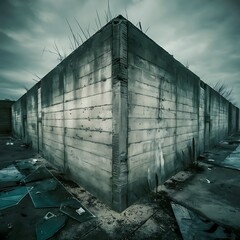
[12, 16, 240, 212]
[0, 100, 15, 135]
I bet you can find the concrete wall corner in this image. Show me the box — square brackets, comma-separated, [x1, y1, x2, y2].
[111, 17, 128, 212]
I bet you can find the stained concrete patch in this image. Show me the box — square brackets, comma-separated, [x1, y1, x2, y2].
[130, 203, 181, 240]
[59, 181, 181, 239]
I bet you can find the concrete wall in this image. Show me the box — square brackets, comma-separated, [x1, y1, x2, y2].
[11, 16, 240, 211]
[12, 83, 40, 148]
[26, 83, 39, 150]
[207, 86, 229, 148]
[126, 20, 239, 204]
[0, 100, 14, 134]
[127, 22, 201, 203]
[41, 22, 113, 206]
[12, 21, 114, 207]
[229, 103, 238, 135]
[12, 96, 26, 139]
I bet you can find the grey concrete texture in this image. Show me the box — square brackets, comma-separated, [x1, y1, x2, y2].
[11, 15, 240, 212]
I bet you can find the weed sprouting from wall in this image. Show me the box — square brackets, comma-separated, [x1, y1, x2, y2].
[22, 86, 28, 92]
[43, 1, 150, 64]
[43, 1, 114, 63]
[214, 80, 235, 104]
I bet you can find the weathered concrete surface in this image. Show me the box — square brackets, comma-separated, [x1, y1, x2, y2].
[126, 19, 238, 206]
[111, 17, 128, 212]
[0, 100, 14, 135]
[161, 132, 240, 234]
[40, 21, 113, 208]
[11, 15, 240, 211]
[12, 94, 27, 141]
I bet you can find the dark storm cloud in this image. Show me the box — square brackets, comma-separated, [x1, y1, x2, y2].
[0, 30, 44, 71]
[140, 0, 240, 105]
[0, 32, 32, 71]
[0, 0, 239, 106]
[0, 0, 38, 31]
[0, 0, 57, 100]
[0, 73, 29, 100]
[0, 76, 26, 89]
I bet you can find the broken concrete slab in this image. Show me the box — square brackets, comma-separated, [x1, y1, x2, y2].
[171, 202, 236, 240]
[221, 145, 240, 170]
[165, 163, 240, 232]
[200, 140, 240, 171]
[13, 158, 96, 235]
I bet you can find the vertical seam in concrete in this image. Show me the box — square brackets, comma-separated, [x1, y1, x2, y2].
[196, 78, 200, 157]
[112, 18, 128, 212]
[37, 87, 39, 153]
[174, 62, 178, 169]
[62, 69, 67, 172]
[40, 86, 44, 157]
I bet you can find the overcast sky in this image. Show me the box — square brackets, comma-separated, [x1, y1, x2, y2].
[0, 0, 239, 106]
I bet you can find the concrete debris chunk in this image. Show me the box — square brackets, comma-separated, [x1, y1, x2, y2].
[208, 159, 215, 162]
[76, 207, 85, 215]
[44, 212, 56, 220]
[200, 178, 211, 184]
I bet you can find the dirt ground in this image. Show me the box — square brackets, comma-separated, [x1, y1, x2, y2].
[0, 135, 181, 240]
[1, 133, 240, 239]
